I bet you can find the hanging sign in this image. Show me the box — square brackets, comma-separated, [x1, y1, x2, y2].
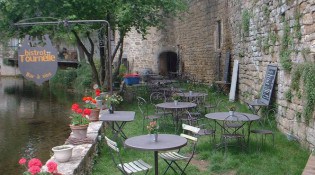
[18, 34, 58, 85]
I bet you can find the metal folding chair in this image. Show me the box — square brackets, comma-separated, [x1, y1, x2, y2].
[158, 124, 199, 175]
[137, 97, 161, 132]
[105, 136, 152, 175]
[220, 114, 249, 155]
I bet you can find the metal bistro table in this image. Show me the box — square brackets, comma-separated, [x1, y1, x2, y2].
[177, 92, 207, 103]
[205, 112, 260, 145]
[155, 102, 197, 132]
[124, 134, 187, 175]
[99, 111, 135, 139]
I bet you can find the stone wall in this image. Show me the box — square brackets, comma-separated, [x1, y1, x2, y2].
[121, 0, 315, 149]
[227, 0, 315, 149]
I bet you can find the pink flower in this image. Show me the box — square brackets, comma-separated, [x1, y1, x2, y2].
[28, 158, 42, 168]
[46, 161, 58, 173]
[28, 165, 41, 175]
[18, 158, 27, 165]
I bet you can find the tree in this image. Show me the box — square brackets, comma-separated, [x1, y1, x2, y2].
[0, 0, 188, 90]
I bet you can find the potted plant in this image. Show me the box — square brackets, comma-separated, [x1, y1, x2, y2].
[105, 93, 123, 114]
[187, 84, 194, 95]
[82, 85, 103, 122]
[51, 145, 74, 163]
[18, 157, 60, 174]
[228, 105, 236, 116]
[147, 121, 159, 142]
[172, 93, 180, 105]
[69, 103, 91, 139]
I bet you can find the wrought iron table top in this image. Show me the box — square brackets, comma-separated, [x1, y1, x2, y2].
[155, 102, 196, 109]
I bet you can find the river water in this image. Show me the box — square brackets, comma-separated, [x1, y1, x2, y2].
[0, 77, 79, 174]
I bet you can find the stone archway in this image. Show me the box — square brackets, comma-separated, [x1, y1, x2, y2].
[158, 51, 178, 76]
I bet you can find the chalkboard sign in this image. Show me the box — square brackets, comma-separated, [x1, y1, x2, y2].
[260, 65, 277, 105]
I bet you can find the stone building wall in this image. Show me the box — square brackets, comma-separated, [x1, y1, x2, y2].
[227, 0, 315, 149]
[121, 0, 315, 149]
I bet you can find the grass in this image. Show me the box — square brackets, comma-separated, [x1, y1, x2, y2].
[92, 83, 309, 175]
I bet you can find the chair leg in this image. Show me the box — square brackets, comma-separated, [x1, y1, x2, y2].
[162, 160, 177, 175]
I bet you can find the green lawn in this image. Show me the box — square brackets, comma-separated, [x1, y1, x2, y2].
[92, 84, 309, 175]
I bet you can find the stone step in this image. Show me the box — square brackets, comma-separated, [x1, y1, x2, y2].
[302, 152, 315, 175]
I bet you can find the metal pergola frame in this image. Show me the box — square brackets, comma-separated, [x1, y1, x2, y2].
[14, 19, 113, 93]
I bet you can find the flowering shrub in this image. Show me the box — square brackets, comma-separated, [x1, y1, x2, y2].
[105, 93, 123, 107]
[147, 121, 159, 134]
[18, 157, 58, 175]
[70, 103, 91, 125]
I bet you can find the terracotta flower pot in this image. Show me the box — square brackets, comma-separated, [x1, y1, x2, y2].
[52, 145, 74, 163]
[70, 124, 88, 139]
[89, 108, 100, 122]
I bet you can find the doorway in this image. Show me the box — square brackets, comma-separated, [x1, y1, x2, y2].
[158, 52, 178, 76]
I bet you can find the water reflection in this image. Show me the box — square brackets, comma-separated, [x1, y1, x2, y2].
[0, 77, 80, 174]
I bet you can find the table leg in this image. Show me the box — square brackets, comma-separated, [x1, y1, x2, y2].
[154, 151, 158, 175]
[114, 121, 128, 139]
[247, 121, 253, 146]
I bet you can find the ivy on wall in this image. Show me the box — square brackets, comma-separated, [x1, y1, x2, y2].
[289, 64, 315, 124]
[279, 20, 293, 71]
[242, 9, 250, 37]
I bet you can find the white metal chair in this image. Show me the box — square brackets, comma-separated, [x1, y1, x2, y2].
[105, 136, 152, 175]
[158, 124, 199, 175]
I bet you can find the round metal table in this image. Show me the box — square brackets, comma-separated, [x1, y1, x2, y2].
[125, 134, 187, 175]
[205, 112, 261, 144]
[156, 102, 197, 132]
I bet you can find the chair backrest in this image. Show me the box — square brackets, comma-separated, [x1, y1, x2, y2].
[180, 110, 199, 126]
[105, 136, 127, 173]
[137, 96, 148, 117]
[181, 124, 199, 157]
[223, 114, 249, 134]
[150, 92, 167, 104]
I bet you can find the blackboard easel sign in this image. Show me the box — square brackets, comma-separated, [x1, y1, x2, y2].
[260, 65, 277, 105]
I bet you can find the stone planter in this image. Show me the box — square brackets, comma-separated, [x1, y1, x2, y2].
[52, 145, 74, 163]
[70, 124, 88, 139]
[89, 108, 100, 122]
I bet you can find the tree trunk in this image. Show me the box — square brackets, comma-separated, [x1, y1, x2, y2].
[98, 29, 106, 86]
[72, 30, 101, 87]
[113, 37, 124, 80]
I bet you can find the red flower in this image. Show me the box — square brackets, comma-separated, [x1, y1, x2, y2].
[71, 103, 80, 111]
[19, 158, 27, 165]
[47, 161, 58, 173]
[76, 108, 83, 114]
[28, 158, 42, 168]
[28, 165, 41, 175]
[83, 108, 91, 115]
